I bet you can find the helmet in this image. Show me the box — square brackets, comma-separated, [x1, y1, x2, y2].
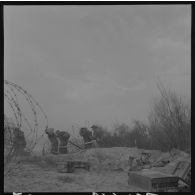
[45, 128, 54, 134]
[63, 131, 70, 139]
[91, 125, 98, 129]
[56, 130, 61, 135]
[79, 127, 87, 136]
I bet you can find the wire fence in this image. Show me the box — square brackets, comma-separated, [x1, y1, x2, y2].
[4, 80, 100, 176]
[4, 80, 49, 175]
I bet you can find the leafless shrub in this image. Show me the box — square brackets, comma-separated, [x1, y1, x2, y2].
[89, 85, 190, 153]
[148, 84, 191, 152]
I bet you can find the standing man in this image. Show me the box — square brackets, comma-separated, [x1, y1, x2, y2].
[12, 127, 26, 156]
[45, 128, 58, 154]
[56, 130, 70, 154]
[91, 125, 103, 144]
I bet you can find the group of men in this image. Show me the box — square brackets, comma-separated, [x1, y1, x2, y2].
[45, 128, 70, 154]
[10, 125, 101, 156]
[45, 125, 100, 154]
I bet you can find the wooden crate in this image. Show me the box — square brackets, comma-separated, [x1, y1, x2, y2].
[57, 160, 90, 173]
[72, 160, 90, 171]
[172, 160, 191, 185]
[128, 170, 179, 192]
[57, 161, 74, 173]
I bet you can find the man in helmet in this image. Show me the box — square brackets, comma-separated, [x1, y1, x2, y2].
[13, 127, 27, 156]
[45, 128, 58, 154]
[56, 130, 70, 154]
[91, 125, 103, 142]
[79, 127, 95, 149]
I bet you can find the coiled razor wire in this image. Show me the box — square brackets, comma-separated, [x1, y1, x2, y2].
[4, 80, 99, 176]
[4, 80, 48, 174]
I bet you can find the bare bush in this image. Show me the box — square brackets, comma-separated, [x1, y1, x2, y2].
[130, 120, 151, 149]
[91, 86, 190, 153]
[148, 85, 191, 152]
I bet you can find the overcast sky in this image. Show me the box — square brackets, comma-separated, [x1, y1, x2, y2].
[4, 5, 191, 131]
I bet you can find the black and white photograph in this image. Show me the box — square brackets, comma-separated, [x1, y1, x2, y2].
[4, 4, 191, 192]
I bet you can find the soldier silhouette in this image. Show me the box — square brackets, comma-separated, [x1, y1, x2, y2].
[56, 130, 70, 154]
[45, 128, 58, 154]
[13, 127, 26, 156]
[79, 127, 95, 149]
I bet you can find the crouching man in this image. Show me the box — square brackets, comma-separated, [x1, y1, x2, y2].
[56, 130, 70, 154]
[79, 127, 96, 149]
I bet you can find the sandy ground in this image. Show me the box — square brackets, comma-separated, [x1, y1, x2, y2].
[4, 147, 190, 192]
[4, 163, 141, 192]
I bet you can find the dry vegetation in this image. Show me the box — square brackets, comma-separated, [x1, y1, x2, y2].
[4, 84, 191, 192]
[91, 86, 191, 153]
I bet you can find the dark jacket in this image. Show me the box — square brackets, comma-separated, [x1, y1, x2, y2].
[46, 132, 58, 154]
[56, 131, 70, 154]
[56, 131, 70, 146]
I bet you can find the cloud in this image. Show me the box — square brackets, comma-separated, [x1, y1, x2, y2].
[63, 74, 151, 103]
[152, 37, 188, 51]
[175, 12, 191, 28]
[4, 5, 191, 129]
[158, 64, 191, 78]
[64, 73, 124, 102]
[44, 70, 148, 103]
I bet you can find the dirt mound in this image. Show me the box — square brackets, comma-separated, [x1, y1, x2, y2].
[44, 147, 190, 172]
